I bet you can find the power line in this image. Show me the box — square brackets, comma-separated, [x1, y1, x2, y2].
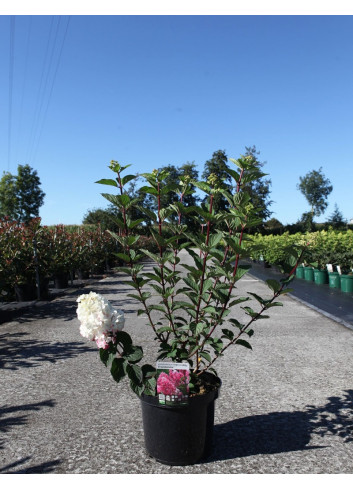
[15, 16, 32, 167]
[7, 16, 15, 171]
[31, 16, 71, 166]
[25, 16, 56, 165]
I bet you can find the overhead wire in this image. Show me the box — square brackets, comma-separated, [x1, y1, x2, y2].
[25, 16, 56, 165]
[7, 15, 15, 171]
[15, 16, 32, 167]
[7, 16, 71, 172]
[31, 16, 71, 166]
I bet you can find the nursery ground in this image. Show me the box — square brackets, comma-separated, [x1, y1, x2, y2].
[1, 249, 353, 474]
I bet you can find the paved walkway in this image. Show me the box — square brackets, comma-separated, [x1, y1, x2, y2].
[1, 250, 353, 473]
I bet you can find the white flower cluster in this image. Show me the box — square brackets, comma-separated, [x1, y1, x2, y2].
[76, 291, 124, 348]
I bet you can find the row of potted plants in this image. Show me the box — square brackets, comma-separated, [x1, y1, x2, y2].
[0, 218, 119, 301]
[249, 230, 353, 293]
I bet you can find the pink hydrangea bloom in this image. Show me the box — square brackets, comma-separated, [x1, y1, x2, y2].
[157, 369, 189, 397]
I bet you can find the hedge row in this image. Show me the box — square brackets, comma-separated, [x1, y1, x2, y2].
[249, 230, 353, 273]
[0, 217, 158, 301]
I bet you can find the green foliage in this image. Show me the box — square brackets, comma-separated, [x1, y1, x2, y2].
[94, 156, 304, 395]
[242, 145, 273, 223]
[0, 218, 120, 297]
[0, 164, 45, 223]
[249, 229, 353, 273]
[82, 206, 121, 232]
[327, 204, 347, 230]
[297, 167, 333, 218]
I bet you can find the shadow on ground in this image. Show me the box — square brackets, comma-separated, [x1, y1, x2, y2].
[208, 389, 353, 462]
[0, 399, 61, 473]
[0, 279, 139, 326]
[0, 331, 94, 369]
[0, 456, 62, 473]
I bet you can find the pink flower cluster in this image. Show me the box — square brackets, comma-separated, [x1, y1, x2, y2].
[157, 369, 190, 397]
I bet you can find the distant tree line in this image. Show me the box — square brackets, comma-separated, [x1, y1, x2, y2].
[83, 146, 273, 234]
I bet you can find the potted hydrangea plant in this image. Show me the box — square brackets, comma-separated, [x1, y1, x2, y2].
[76, 156, 304, 465]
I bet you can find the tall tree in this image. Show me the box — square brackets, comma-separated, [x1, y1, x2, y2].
[155, 162, 200, 231]
[0, 172, 18, 219]
[297, 167, 333, 224]
[0, 164, 45, 223]
[243, 145, 273, 222]
[201, 150, 232, 212]
[327, 203, 346, 229]
[82, 206, 120, 231]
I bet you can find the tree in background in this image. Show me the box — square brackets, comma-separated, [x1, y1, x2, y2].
[201, 147, 272, 230]
[297, 167, 333, 230]
[158, 162, 199, 230]
[0, 164, 45, 223]
[0, 172, 18, 219]
[82, 206, 120, 232]
[263, 217, 283, 234]
[243, 145, 273, 222]
[201, 150, 232, 212]
[327, 203, 346, 229]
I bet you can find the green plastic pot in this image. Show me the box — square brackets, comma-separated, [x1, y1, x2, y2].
[296, 266, 305, 279]
[303, 267, 314, 281]
[340, 274, 353, 293]
[328, 272, 341, 289]
[313, 269, 329, 285]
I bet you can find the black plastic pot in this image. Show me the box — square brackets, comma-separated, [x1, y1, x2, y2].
[14, 283, 37, 302]
[140, 372, 221, 466]
[76, 269, 90, 280]
[53, 273, 69, 289]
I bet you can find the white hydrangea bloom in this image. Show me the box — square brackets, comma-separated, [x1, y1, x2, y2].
[76, 291, 124, 342]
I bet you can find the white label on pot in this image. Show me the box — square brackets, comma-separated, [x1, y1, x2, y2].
[337, 266, 342, 275]
[156, 362, 190, 406]
[327, 264, 333, 273]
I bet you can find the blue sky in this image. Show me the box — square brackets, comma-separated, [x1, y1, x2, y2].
[1, 12, 353, 225]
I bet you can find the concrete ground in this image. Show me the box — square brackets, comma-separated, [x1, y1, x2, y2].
[1, 250, 353, 474]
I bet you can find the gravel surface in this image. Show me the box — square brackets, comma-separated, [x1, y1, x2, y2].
[1, 250, 353, 474]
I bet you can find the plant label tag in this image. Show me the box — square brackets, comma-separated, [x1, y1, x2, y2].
[337, 265, 342, 275]
[326, 264, 333, 273]
[156, 361, 190, 406]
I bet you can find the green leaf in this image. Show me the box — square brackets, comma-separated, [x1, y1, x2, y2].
[130, 381, 144, 396]
[126, 293, 144, 302]
[125, 345, 144, 363]
[247, 292, 266, 306]
[139, 185, 158, 196]
[142, 364, 156, 378]
[202, 278, 213, 292]
[235, 265, 251, 280]
[229, 297, 249, 307]
[116, 252, 131, 263]
[141, 249, 161, 263]
[184, 276, 199, 292]
[156, 326, 173, 334]
[148, 304, 166, 313]
[193, 181, 211, 193]
[95, 178, 118, 187]
[126, 363, 143, 384]
[115, 331, 133, 349]
[221, 328, 234, 340]
[279, 288, 294, 295]
[235, 339, 252, 350]
[208, 232, 223, 249]
[199, 351, 212, 362]
[121, 174, 137, 186]
[116, 194, 131, 207]
[266, 279, 281, 293]
[110, 358, 126, 383]
[99, 348, 109, 365]
[228, 318, 243, 329]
